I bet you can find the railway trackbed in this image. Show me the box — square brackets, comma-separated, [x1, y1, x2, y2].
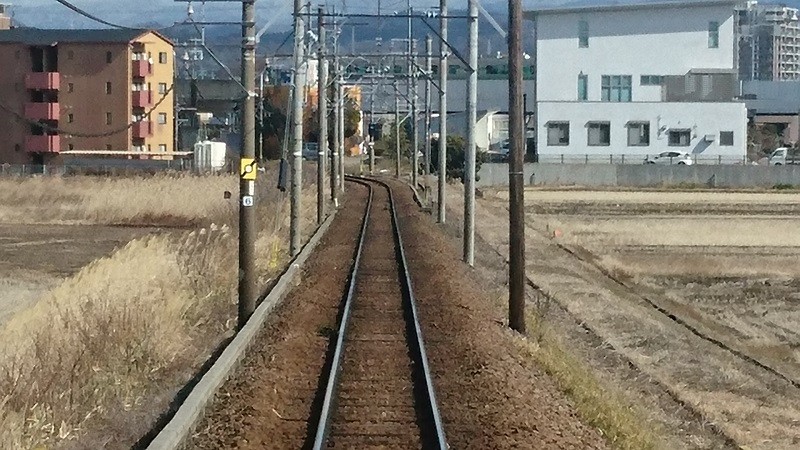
[309, 177, 446, 449]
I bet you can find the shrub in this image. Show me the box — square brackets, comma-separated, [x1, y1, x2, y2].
[429, 135, 488, 182]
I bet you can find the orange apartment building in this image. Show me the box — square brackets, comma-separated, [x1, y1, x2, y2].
[0, 28, 174, 165]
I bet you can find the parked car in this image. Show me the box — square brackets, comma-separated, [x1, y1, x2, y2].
[487, 139, 510, 162]
[768, 147, 800, 165]
[644, 151, 693, 165]
[302, 143, 319, 161]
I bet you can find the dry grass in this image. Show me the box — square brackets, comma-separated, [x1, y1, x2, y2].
[0, 174, 237, 226]
[0, 173, 317, 448]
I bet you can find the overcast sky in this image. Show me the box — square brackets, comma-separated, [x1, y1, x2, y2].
[15, 0, 530, 30]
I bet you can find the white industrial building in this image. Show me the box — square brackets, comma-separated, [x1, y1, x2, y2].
[528, 0, 748, 163]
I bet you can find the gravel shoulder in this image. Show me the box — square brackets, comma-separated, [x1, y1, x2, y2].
[393, 181, 609, 449]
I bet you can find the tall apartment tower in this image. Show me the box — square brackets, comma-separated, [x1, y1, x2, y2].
[0, 4, 11, 30]
[0, 29, 174, 165]
[738, 1, 800, 81]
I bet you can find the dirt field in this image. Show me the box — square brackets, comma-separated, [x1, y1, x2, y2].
[461, 187, 800, 449]
[0, 224, 154, 326]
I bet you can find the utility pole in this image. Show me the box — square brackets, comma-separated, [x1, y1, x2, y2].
[369, 84, 376, 174]
[508, 0, 526, 333]
[395, 80, 401, 178]
[331, 53, 340, 206]
[317, 6, 327, 225]
[411, 40, 419, 187]
[424, 34, 433, 175]
[437, 0, 448, 224]
[464, 0, 478, 266]
[290, 0, 306, 256]
[407, 2, 416, 185]
[338, 78, 345, 192]
[238, 0, 257, 329]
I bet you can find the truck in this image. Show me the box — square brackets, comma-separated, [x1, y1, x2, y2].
[768, 147, 800, 165]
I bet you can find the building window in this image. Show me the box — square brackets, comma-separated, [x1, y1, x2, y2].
[587, 122, 610, 146]
[67, 50, 74, 60]
[627, 122, 650, 146]
[578, 20, 589, 48]
[157, 113, 168, 124]
[14, 144, 20, 152]
[106, 112, 112, 125]
[578, 74, 588, 101]
[668, 129, 691, 146]
[720, 131, 734, 146]
[106, 144, 113, 150]
[67, 83, 74, 93]
[159, 52, 168, 64]
[708, 21, 719, 48]
[68, 144, 74, 150]
[159, 144, 167, 152]
[601, 75, 632, 102]
[640, 75, 663, 86]
[449, 65, 458, 75]
[158, 82, 168, 94]
[68, 113, 74, 123]
[106, 51, 113, 63]
[105, 82, 112, 94]
[547, 122, 570, 146]
[431, 64, 439, 75]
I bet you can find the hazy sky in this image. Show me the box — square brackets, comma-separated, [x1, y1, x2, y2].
[15, 0, 522, 30]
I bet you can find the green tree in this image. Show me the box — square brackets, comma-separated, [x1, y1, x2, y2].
[429, 135, 487, 182]
[374, 120, 409, 159]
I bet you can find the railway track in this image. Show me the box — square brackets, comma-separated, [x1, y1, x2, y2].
[309, 176, 447, 449]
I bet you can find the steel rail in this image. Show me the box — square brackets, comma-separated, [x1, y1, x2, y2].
[311, 178, 374, 449]
[311, 176, 448, 450]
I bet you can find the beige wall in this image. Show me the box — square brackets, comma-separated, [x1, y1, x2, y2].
[134, 32, 174, 158]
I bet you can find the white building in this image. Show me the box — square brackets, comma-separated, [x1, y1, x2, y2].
[528, 0, 747, 163]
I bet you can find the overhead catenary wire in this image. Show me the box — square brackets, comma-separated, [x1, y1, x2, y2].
[0, 84, 175, 138]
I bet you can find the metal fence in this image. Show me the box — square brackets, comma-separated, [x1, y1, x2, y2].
[534, 154, 756, 165]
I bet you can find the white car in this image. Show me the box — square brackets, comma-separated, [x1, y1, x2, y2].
[644, 151, 693, 165]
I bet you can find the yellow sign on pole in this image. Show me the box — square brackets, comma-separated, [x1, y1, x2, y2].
[241, 158, 257, 180]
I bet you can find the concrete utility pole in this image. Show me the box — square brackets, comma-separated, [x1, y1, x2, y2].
[424, 34, 433, 175]
[238, 0, 257, 329]
[508, 0, 527, 333]
[317, 6, 328, 225]
[369, 84, 376, 174]
[411, 40, 419, 187]
[395, 81, 401, 178]
[437, 0, 448, 223]
[464, 0, 478, 266]
[338, 78, 345, 192]
[331, 54, 340, 206]
[290, 0, 306, 256]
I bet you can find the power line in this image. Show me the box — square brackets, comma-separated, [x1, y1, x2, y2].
[51, 0, 145, 30]
[0, 84, 175, 138]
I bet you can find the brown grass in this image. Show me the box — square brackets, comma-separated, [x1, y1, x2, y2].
[0, 174, 237, 226]
[0, 173, 317, 448]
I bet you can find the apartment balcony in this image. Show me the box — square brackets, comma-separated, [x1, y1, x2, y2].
[133, 60, 151, 78]
[25, 72, 60, 91]
[25, 135, 60, 153]
[132, 90, 152, 108]
[132, 120, 152, 138]
[24, 102, 60, 121]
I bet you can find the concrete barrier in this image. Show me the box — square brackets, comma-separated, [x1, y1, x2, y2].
[146, 210, 338, 450]
[477, 163, 800, 188]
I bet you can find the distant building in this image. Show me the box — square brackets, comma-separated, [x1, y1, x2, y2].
[0, 4, 11, 30]
[528, 0, 747, 162]
[737, 1, 800, 81]
[0, 29, 175, 165]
